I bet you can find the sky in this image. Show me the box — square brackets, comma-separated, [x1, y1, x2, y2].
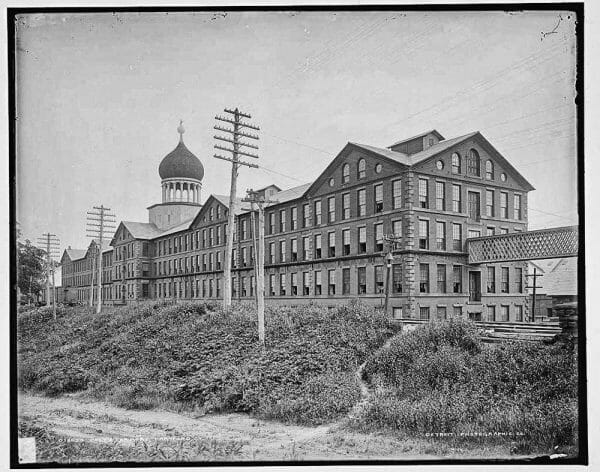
[14, 9, 578, 253]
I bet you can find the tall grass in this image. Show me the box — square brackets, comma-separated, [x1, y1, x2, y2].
[351, 318, 578, 455]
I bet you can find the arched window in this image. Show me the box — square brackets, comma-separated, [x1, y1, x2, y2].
[485, 160, 494, 180]
[357, 158, 366, 179]
[467, 149, 480, 176]
[451, 152, 461, 174]
[342, 163, 350, 183]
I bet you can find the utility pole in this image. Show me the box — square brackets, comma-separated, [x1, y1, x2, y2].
[382, 234, 401, 315]
[86, 205, 116, 313]
[213, 108, 260, 309]
[242, 189, 277, 346]
[36, 233, 60, 320]
[526, 267, 544, 323]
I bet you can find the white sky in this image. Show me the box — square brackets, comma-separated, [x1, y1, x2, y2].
[14, 10, 578, 251]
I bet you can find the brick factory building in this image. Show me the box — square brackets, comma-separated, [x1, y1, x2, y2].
[61, 125, 534, 321]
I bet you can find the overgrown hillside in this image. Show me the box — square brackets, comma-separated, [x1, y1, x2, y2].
[18, 301, 398, 425]
[351, 319, 579, 455]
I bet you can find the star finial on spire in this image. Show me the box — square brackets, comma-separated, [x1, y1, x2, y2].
[177, 119, 185, 142]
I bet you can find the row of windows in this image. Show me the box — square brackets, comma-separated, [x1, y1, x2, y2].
[417, 264, 523, 294]
[448, 149, 503, 181]
[402, 303, 525, 322]
[267, 181, 402, 234]
[418, 179, 523, 220]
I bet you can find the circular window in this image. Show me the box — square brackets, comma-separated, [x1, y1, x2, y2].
[375, 163, 383, 174]
[500, 173, 507, 182]
[436, 160, 444, 170]
[329, 177, 335, 187]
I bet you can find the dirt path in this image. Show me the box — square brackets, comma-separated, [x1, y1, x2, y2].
[19, 392, 439, 461]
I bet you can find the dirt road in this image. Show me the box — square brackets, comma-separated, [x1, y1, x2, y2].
[19, 392, 441, 461]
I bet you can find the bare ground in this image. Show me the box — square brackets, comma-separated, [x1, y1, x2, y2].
[18, 392, 477, 462]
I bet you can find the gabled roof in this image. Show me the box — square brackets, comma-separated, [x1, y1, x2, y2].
[63, 248, 86, 261]
[388, 129, 445, 148]
[213, 195, 245, 216]
[542, 258, 578, 296]
[349, 143, 412, 166]
[266, 183, 312, 207]
[158, 218, 196, 238]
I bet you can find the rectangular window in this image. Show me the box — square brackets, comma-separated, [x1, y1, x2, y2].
[436, 221, 446, 250]
[501, 267, 509, 293]
[269, 242, 275, 264]
[500, 192, 508, 218]
[342, 268, 350, 294]
[291, 273, 298, 296]
[342, 229, 351, 255]
[453, 265, 462, 293]
[232, 248, 237, 268]
[452, 184, 461, 212]
[392, 179, 402, 209]
[374, 183, 384, 213]
[454, 305, 463, 318]
[486, 189, 495, 217]
[303, 272, 310, 295]
[487, 305, 496, 322]
[302, 236, 309, 260]
[315, 234, 322, 259]
[375, 265, 384, 294]
[328, 196, 336, 223]
[303, 203, 310, 228]
[487, 266, 496, 293]
[436, 181, 445, 210]
[514, 194, 522, 220]
[342, 193, 350, 220]
[420, 307, 430, 320]
[392, 264, 402, 293]
[419, 219, 429, 249]
[268, 212, 275, 234]
[420, 263, 429, 293]
[358, 267, 367, 294]
[279, 273, 286, 296]
[314, 270, 322, 295]
[328, 231, 336, 257]
[392, 307, 403, 319]
[437, 264, 446, 293]
[468, 191, 480, 221]
[241, 247, 248, 267]
[468, 229, 481, 239]
[279, 210, 286, 232]
[500, 305, 509, 322]
[375, 223, 384, 252]
[515, 267, 523, 293]
[515, 305, 523, 322]
[269, 274, 276, 296]
[487, 226, 495, 236]
[280, 241, 286, 263]
[291, 238, 298, 262]
[452, 223, 462, 251]
[314, 200, 322, 225]
[437, 306, 447, 320]
[419, 178, 429, 208]
[240, 220, 247, 240]
[357, 189, 366, 216]
[500, 227, 509, 234]
[328, 269, 336, 295]
[358, 227, 367, 254]
[291, 207, 298, 230]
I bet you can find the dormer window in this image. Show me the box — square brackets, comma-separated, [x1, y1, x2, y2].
[357, 158, 366, 180]
[451, 152, 461, 174]
[342, 163, 350, 183]
[485, 160, 494, 180]
[467, 149, 480, 177]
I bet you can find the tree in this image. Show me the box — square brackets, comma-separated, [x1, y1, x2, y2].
[17, 239, 46, 303]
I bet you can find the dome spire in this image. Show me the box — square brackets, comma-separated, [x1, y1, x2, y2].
[177, 119, 185, 143]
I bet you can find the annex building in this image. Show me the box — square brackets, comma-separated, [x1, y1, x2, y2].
[61, 124, 534, 321]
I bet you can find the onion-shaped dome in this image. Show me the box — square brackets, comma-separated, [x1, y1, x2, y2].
[158, 121, 204, 181]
